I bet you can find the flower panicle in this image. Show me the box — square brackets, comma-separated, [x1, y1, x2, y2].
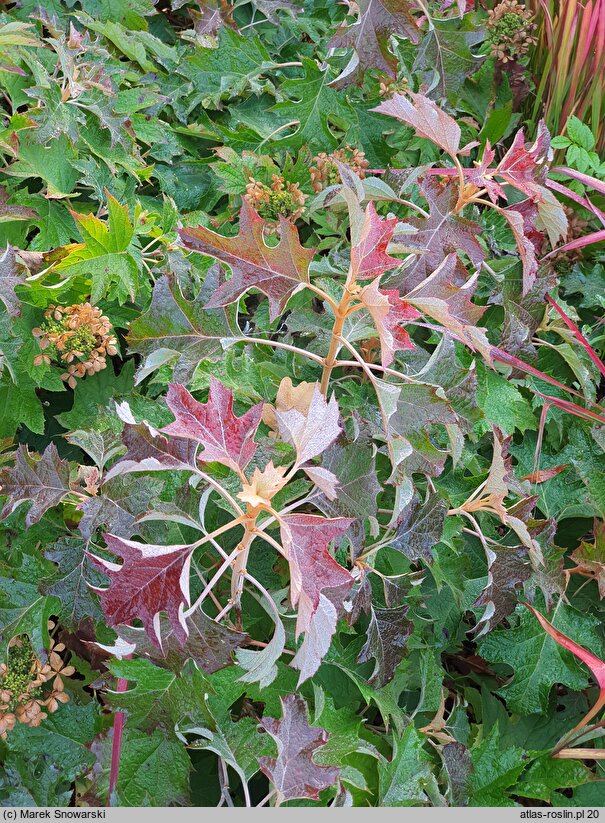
[486, 0, 537, 64]
[0, 633, 73, 738]
[310, 145, 369, 193]
[32, 302, 118, 389]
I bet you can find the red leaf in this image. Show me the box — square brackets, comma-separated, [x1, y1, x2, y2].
[280, 514, 353, 638]
[162, 379, 262, 473]
[88, 534, 194, 647]
[399, 178, 485, 290]
[0, 443, 70, 527]
[351, 201, 400, 281]
[259, 694, 339, 803]
[496, 122, 551, 201]
[465, 144, 506, 204]
[178, 201, 315, 321]
[373, 91, 463, 158]
[359, 278, 419, 367]
[404, 254, 491, 362]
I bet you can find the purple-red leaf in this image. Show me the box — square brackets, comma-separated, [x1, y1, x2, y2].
[399, 178, 485, 290]
[88, 534, 194, 647]
[373, 92, 463, 157]
[350, 200, 400, 281]
[499, 205, 540, 295]
[359, 279, 419, 367]
[404, 254, 491, 362]
[104, 413, 198, 481]
[0, 443, 70, 526]
[259, 694, 339, 803]
[496, 122, 551, 201]
[280, 514, 354, 639]
[178, 201, 314, 321]
[162, 379, 263, 473]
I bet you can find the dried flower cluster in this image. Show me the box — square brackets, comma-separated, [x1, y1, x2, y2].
[310, 145, 369, 192]
[0, 634, 73, 738]
[244, 174, 307, 223]
[32, 303, 118, 389]
[378, 77, 409, 97]
[486, 0, 537, 63]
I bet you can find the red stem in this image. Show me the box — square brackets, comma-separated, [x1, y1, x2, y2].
[107, 675, 129, 806]
[545, 294, 605, 378]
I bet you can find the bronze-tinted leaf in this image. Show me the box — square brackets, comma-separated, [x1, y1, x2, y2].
[357, 603, 413, 687]
[115, 609, 249, 674]
[473, 544, 531, 634]
[374, 91, 462, 157]
[179, 201, 314, 321]
[396, 179, 484, 290]
[126, 273, 236, 384]
[0, 443, 70, 527]
[259, 694, 339, 802]
[328, 0, 420, 86]
[391, 493, 448, 563]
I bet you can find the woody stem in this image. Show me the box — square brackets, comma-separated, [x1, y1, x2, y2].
[320, 284, 354, 395]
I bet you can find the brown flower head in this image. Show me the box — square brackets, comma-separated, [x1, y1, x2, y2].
[486, 0, 537, 64]
[32, 302, 118, 389]
[310, 145, 369, 192]
[244, 174, 308, 224]
[0, 634, 72, 736]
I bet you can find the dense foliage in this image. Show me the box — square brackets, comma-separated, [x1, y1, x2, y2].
[0, 0, 604, 808]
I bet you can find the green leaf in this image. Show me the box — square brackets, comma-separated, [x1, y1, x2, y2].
[566, 116, 595, 151]
[0, 578, 59, 661]
[515, 755, 594, 802]
[4, 134, 79, 198]
[104, 727, 191, 806]
[412, 17, 485, 105]
[54, 192, 141, 303]
[107, 657, 215, 730]
[55, 359, 135, 431]
[270, 58, 357, 152]
[42, 536, 106, 629]
[379, 724, 435, 806]
[181, 28, 273, 107]
[478, 605, 604, 715]
[4, 701, 102, 784]
[468, 726, 525, 806]
[476, 364, 536, 435]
